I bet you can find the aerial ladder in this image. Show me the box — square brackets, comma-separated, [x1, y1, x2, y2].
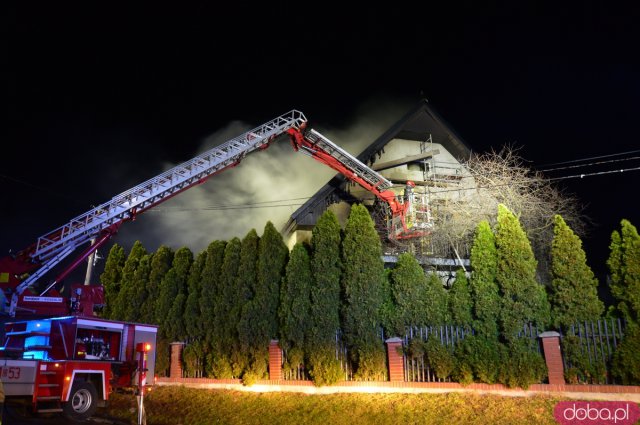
[0, 110, 431, 318]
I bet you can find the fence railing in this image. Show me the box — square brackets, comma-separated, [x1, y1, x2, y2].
[403, 325, 473, 382]
[282, 328, 386, 381]
[560, 318, 625, 384]
[401, 322, 544, 382]
[252, 318, 628, 384]
[281, 351, 309, 380]
[335, 329, 354, 381]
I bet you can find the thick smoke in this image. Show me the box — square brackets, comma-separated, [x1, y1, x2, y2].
[112, 99, 408, 254]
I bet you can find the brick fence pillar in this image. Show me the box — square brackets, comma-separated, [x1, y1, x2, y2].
[170, 342, 185, 378]
[386, 337, 405, 382]
[539, 331, 565, 385]
[268, 340, 282, 380]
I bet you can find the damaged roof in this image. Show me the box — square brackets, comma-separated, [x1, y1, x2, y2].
[285, 99, 472, 229]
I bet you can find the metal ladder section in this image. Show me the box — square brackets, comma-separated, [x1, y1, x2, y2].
[35, 363, 64, 414]
[30, 110, 308, 264]
[303, 129, 393, 191]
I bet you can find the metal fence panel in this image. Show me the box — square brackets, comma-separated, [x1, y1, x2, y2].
[561, 318, 625, 384]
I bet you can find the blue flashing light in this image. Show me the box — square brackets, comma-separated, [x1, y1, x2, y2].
[23, 320, 52, 360]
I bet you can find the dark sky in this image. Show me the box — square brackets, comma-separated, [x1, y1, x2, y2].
[4, 3, 640, 280]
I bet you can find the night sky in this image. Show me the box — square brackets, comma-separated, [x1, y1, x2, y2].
[4, 3, 640, 281]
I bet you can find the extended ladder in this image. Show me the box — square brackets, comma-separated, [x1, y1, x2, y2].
[16, 111, 306, 296]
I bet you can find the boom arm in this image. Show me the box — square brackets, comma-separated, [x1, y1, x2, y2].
[2, 109, 428, 317]
[28, 110, 307, 265]
[3, 110, 307, 316]
[287, 126, 428, 239]
[287, 126, 403, 214]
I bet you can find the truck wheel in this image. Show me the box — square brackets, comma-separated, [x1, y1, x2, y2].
[63, 381, 98, 422]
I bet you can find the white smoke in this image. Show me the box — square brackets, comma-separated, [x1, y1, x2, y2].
[111, 97, 410, 254]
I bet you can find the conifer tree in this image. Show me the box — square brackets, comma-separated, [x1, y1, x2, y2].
[202, 239, 233, 378]
[216, 237, 242, 377]
[236, 229, 261, 378]
[125, 253, 151, 322]
[424, 272, 450, 325]
[100, 243, 125, 319]
[199, 241, 226, 344]
[184, 250, 207, 340]
[469, 220, 500, 337]
[238, 222, 288, 381]
[341, 204, 386, 380]
[389, 252, 430, 335]
[495, 204, 551, 341]
[236, 230, 260, 349]
[154, 339, 171, 377]
[609, 220, 640, 385]
[168, 247, 193, 341]
[158, 247, 192, 341]
[143, 245, 173, 325]
[112, 241, 146, 320]
[608, 219, 640, 326]
[279, 243, 312, 371]
[379, 269, 396, 337]
[549, 214, 604, 329]
[258, 221, 288, 339]
[308, 210, 343, 386]
[449, 269, 473, 327]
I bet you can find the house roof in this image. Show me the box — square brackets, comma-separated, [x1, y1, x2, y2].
[285, 99, 472, 229]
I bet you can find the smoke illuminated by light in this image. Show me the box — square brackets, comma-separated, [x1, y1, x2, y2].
[112, 99, 408, 253]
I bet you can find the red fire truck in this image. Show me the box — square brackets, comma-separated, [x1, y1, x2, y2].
[0, 110, 431, 421]
[1, 315, 156, 421]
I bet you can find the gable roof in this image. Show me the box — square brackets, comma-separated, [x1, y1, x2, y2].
[285, 99, 472, 229]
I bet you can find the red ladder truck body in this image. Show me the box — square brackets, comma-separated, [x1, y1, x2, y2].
[1, 315, 156, 421]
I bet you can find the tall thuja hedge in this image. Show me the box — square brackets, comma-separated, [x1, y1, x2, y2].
[182, 250, 207, 378]
[100, 243, 125, 319]
[141, 245, 173, 377]
[469, 220, 499, 337]
[258, 221, 288, 340]
[609, 219, 640, 384]
[158, 247, 193, 341]
[111, 241, 147, 320]
[495, 204, 551, 340]
[389, 252, 432, 335]
[199, 241, 226, 346]
[424, 272, 449, 325]
[494, 204, 548, 388]
[142, 245, 173, 325]
[449, 269, 473, 327]
[608, 219, 640, 326]
[124, 253, 151, 322]
[168, 248, 194, 342]
[215, 237, 243, 378]
[341, 204, 386, 380]
[184, 250, 207, 341]
[456, 221, 503, 386]
[278, 243, 312, 373]
[308, 210, 343, 386]
[549, 214, 603, 329]
[202, 239, 232, 378]
[238, 222, 288, 383]
[236, 229, 260, 382]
